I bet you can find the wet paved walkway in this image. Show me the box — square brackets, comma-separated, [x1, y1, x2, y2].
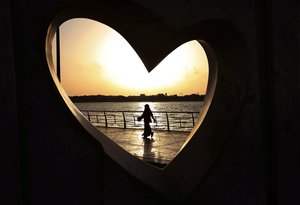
[97, 127, 189, 165]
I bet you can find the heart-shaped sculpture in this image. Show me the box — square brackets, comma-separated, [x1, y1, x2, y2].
[51, 18, 209, 167]
[46, 5, 249, 201]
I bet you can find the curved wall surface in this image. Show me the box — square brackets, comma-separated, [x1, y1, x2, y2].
[1, 0, 299, 204]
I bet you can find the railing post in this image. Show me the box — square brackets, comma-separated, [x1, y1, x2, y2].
[166, 112, 170, 131]
[87, 111, 91, 121]
[192, 113, 195, 127]
[96, 115, 99, 123]
[56, 28, 61, 81]
[122, 112, 126, 129]
[104, 111, 108, 128]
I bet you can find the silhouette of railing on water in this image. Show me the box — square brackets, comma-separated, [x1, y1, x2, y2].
[79, 109, 200, 132]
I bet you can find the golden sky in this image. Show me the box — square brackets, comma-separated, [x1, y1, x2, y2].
[52, 18, 208, 96]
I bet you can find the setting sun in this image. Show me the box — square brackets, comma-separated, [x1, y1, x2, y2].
[52, 18, 208, 96]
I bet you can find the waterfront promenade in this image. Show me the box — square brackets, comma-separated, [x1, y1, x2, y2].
[97, 127, 189, 166]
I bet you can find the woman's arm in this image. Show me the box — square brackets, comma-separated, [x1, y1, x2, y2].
[137, 112, 145, 121]
[151, 113, 156, 123]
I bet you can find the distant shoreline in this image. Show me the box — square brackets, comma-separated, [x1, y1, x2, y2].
[70, 94, 205, 102]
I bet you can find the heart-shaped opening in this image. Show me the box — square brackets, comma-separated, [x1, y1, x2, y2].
[50, 18, 209, 167]
[46, 10, 249, 200]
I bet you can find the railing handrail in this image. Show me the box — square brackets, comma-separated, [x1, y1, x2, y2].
[79, 109, 199, 114]
[79, 109, 200, 132]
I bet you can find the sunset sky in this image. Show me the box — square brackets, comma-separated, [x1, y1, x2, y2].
[52, 18, 208, 96]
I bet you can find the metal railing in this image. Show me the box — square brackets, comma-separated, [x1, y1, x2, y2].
[79, 109, 200, 132]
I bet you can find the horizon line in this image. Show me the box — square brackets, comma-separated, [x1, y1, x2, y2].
[69, 93, 206, 97]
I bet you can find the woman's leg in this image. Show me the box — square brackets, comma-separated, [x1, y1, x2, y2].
[144, 122, 151, 137]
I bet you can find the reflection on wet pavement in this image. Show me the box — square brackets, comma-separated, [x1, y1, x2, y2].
[98, 127, 189, 165]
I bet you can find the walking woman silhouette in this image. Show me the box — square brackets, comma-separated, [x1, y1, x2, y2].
[137, 104, 156, 138]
